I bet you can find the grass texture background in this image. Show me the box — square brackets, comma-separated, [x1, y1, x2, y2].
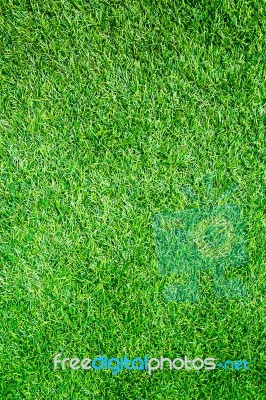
[0, 0, 265, 398]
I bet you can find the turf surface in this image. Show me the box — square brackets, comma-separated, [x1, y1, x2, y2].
[0, 0, 265, 398]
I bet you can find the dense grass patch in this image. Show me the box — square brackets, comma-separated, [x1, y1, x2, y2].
[0, 0, 265, 398]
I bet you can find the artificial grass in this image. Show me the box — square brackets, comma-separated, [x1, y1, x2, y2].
[0, 0, 265, 398]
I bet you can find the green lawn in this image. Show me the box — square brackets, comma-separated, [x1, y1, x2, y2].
[0, 0, 265, 398]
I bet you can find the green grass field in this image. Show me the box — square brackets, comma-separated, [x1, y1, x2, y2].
[0, 0, 265, 398]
